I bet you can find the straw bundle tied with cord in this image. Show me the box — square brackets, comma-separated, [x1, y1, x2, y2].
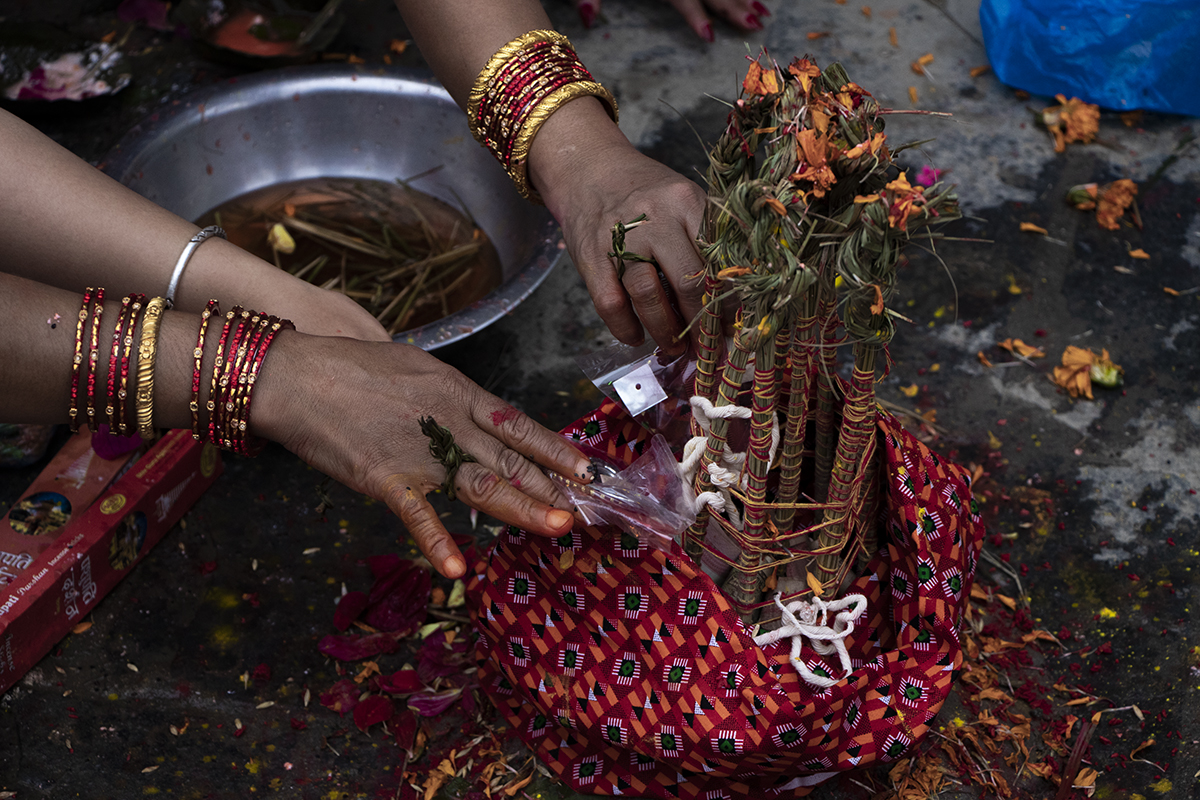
[682, 54, 961, 622]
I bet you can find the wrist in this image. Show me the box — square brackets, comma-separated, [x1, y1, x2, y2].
[526, 97, 633, 218]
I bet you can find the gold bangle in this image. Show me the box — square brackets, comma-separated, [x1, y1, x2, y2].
[506, 81, 617, 202]
[467, 30, 570, 135]
[135, 297, 167, 440]
[467, 30, 618, 204]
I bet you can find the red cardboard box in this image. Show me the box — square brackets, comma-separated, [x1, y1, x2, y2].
[0, 429, 222, 694]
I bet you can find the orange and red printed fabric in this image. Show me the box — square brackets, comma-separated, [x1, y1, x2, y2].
[468, 401, 984, 799]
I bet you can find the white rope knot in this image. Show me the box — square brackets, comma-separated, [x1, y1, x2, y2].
[753, 591, 868, 688]
[677, 396, 780, 526]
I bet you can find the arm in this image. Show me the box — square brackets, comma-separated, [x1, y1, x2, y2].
[394, 0, 707, 355]
[0, 109, 388, 343]
[0, 272, 591, 579]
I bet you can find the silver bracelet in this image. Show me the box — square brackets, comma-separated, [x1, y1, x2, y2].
[165, 226, 226, 310]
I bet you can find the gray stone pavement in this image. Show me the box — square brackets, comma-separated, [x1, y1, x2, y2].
[2, 1, 1199, 798]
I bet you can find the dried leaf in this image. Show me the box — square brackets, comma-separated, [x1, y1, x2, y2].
[807, 31, 831, 39]
[969, 64, 991, 78]
[977, 351, 994, 368]
[503, 775, 534, 797]
[1074, 766, 1099, 788]
[1164, 287, 1181, 296]
[995, 592, 1017, 609]
[1019, 222, 1048, 235]
[423, 760, 454, 800]
[998, 338, 1046, 358]
[978, 687, 1014, 702]
[1128, 737, 1155, 759]
[1065, 696, 1094, 706]
[805, 571, 824, 598]
[900, 384, 919, 398]
[1130, 248, 1150, 259]
[71, 621, 93, 634]
[388, 39, 408, 54]
[717, 266, 752, 279]
[446, 579, 466, 608]
[889, 26, 898, 47]
[987, 431, 1003, 450]
[908, 86, 918, 104]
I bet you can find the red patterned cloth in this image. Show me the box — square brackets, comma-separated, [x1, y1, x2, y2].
[468, 399, 983, 798]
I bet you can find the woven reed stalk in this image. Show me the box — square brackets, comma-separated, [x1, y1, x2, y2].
[684, 55, 961, 620]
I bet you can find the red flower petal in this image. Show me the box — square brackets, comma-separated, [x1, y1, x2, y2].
[353, 694, 395, 731]
[318, 632, 401, 662]
[333, 591, 369, 631]
[407, 688, 463, 717]
[319, 678, 360, 716]
[376, 668, 423, 695]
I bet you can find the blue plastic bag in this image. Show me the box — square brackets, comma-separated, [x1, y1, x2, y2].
[980, 0, 1200, 117]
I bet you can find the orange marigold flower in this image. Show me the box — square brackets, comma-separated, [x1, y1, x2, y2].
[1095, 179, 1138, 231]
[788, 58, 821, 93]
[743, 61, 780, 96]
[1042, 94, 1100, 153]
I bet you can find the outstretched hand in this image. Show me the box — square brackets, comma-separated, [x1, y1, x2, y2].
[574, 0, 769, 41]
[253, 334, 593, 579]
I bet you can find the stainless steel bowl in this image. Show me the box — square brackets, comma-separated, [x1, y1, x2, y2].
[102, 64, 562, 350]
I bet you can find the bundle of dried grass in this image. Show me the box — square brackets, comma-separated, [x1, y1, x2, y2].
[684, 55, 960, 621]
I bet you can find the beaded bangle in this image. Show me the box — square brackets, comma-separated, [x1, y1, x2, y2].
[116, 295, 147, 436]
[207, 307, 242, 446]
[69, 288, 95, 433]
[219, 315, 264, 452]
[190, 300, 220, 440]
[235, 316, 293, 456]
[134, 297, 167, 439]
[214, 309, 252, 448]
[218, 310, 258, 450]
[84, 288, 106, 432]
[467, 30, 618, 203]
[105, 294, 132, 430]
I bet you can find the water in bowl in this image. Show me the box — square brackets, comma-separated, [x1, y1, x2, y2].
[196, 177, 503, 334]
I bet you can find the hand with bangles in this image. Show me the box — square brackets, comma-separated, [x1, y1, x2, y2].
[571, 0, 771, 41]
[0, 107, 592, 580]
[397, 1, 713, 356]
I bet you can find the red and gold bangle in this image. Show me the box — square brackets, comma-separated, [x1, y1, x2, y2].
[235, 316, 293, 456]
[224, 314, 272, 450]
[116, 295, 147, 436]
[84, 288, 106, 432]
[207, 306, 242, 446]
[466, 30, 617, 203]
[212, 308, 250, 446]
[217, 310, 259, 450]
[69, 288, 95, 433]
[190, 300, 220, 440]
[104, 294, 132, 431]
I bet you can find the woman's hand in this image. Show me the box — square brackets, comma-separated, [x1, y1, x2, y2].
[253, 334, 593, 579]
[530, 98, 708, 356]
[574, 0, 770, 41]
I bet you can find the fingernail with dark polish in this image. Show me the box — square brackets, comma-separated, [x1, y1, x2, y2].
[745, 13, 763, 30]
[701, 22, 715, 42]
[752, 2, 771, 17]
[579, 2, 597, 28]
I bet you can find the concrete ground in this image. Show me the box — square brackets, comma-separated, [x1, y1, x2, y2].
[2, 0, 1199, 798]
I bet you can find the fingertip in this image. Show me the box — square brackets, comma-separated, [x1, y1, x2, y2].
[547, 509, 574, 531]
[443, 554, 466, 579]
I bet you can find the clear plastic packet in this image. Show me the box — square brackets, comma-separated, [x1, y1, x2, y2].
[551, 434, 696, 551]
[575, 342, 697, 450]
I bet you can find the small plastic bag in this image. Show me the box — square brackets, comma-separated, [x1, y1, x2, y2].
[552, 434, 695, 551]
[575, 342, 696, 449]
